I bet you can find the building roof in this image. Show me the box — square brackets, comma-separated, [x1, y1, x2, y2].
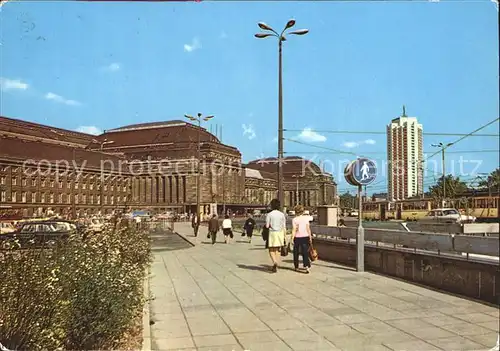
[96, 121, 242, 154]
[0, 135, 126, 171]
[0, 115, 95, 147]
[246, 156, 323, 178]
[106, 120, 189, 133]
[245, 168, 263, 179]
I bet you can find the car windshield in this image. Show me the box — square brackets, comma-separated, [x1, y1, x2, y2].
[443, 209, 459, 215]
[52, 223, 69, 231]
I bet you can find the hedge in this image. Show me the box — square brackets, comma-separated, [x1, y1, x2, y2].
[0, 220, 151, 350]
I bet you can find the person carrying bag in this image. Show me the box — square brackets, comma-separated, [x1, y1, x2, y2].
[222, 214, 233, 244]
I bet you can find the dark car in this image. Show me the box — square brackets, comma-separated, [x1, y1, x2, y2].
[1, 220, 83, 249]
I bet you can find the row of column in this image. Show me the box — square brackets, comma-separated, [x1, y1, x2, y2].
[288, 190, 312, 207]
[214, 167, 242, 204]
[131, 175, 187, 205]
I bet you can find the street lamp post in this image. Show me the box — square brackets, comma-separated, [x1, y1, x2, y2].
[72, 148, 76, 219]
[86, 139, 114, 215]
[431, 142, 453, 207]
[291, 174, 302, 206]
[255, 20, 308, 210]
[98, 140, 114, 215]
[185, 113, 214, 218]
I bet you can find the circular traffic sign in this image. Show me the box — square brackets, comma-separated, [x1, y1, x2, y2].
[344, 158, 377, 186]
[344, 161, 358, 186]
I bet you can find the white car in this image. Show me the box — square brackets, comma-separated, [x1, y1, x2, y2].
[420, 208, 476, 224]
[0, 222, 16, 234]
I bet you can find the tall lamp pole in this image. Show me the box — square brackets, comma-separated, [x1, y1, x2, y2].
[86, 139, 114, 215]
[72, 148, 76, 219]
[431, 142, 453, 207]
[255, 20, 308, 210]
[291, 174, 302, 207]
[185, 113, 214, 218]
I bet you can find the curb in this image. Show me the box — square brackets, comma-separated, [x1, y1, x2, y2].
[173, 228, 197, 246]
[141, 269, 151, 351]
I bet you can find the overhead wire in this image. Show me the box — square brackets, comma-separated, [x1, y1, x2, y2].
[286, 118, 498, 195]
[285, 150, 499, 155]
[425, 117, 500, 159]
[284, 129, 499, 137]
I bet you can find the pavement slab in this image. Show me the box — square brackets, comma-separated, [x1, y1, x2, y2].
[148, 223, 500, 351]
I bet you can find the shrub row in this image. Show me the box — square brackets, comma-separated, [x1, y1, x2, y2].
[0, 220, 151, 350]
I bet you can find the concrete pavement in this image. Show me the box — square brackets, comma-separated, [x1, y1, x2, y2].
[148, 222, 499, 351]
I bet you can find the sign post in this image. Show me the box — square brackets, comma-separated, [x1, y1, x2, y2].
[344, 158, 377, 272]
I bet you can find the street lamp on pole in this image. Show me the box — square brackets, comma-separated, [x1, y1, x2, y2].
[291, 174, 303, 206]
[255, 19, 308, 210]
[431, 142, 453, 206]
[87, 139, 114, 215]
[185, 113, 214, 218]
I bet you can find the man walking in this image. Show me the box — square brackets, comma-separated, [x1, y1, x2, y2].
[191, 212, 200, 237]
[208, 214, 219, 245]
[243, 213, 256, 243]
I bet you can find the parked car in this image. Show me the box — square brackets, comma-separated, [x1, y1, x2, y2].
[0, 221, 16, 234]
[419, 208, 476, 224]
[1, 220, 83, 249]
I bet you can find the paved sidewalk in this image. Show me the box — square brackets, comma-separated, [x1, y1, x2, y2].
[148, 223, 499, 351]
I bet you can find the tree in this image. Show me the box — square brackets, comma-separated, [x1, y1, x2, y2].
[429, 175, 469, 199]
[339, 192, 355, 208]
[477, 168, 500, 193]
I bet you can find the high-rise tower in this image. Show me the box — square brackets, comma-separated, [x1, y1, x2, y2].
[387, 106, 424, 200]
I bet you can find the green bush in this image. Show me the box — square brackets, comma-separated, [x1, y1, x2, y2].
[0, 221, 151, 350]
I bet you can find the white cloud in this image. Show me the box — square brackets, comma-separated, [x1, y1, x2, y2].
[342, 139, 377, 148]
[76, 126, 102, 135]
[297, 128, 327, 142]
[242, 124, 256, 140]
[0, 77, 29, 91]
[45, 92, 81, 106]
[184, 37, 201, 52]
[104, 62, 121, 72]
[342, 141, 359, 148]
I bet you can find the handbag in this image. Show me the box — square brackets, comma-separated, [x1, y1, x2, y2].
[280, 235, 289, 257]
[261, 226, 269, 242]
[308, 243, 318, 261]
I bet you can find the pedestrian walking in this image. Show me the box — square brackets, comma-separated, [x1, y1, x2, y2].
[222, 214, 233, 244]
[243, 213, 256, 243]
[265, 199, 286, 273]
[208, 214, 219, 245]
[191, 213, 200, 237]
[291, 204, 312, 273]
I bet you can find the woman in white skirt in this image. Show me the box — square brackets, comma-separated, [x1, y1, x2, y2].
[265, 199, 286, 273]
[222, 214, 233, 243]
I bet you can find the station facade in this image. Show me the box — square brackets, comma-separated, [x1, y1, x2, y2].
[0, 116, 337, 218]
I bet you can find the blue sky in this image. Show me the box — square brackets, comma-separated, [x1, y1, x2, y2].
[1, 1, 498, 194]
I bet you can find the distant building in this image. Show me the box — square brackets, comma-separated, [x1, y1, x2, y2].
[386, 106, 423, 200]
[0, 115, 336, 218]
[245, 156, 337, 210]
[371, 193, 388, 202]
